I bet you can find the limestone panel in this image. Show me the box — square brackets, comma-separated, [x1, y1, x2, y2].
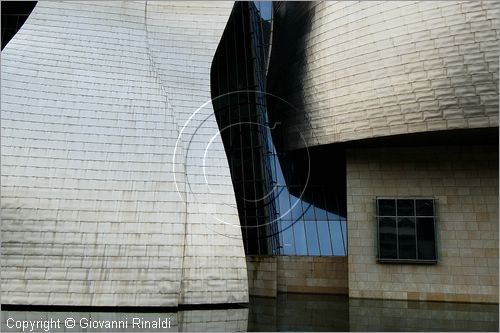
[349, 298, 499, 331]
[277, 256, 348, 295]
[246, 256, 277, 298]
[346, 145, 498, 303]
[246, 256, 348, 297]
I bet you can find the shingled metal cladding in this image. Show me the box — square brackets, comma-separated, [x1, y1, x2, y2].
[268, 1, 499, 151]
[1, 1, 248, 306]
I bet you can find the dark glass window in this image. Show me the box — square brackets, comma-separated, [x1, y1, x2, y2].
[397, 217, 416, 259]
[377, 198, 437, 263]
[379, 217, 397, 259]
[378, 199, 395, 216]
[416, 199, 434, 216]
[211, 2, 348, 256]
[416, 217, 436, 260]
[397, 199, 414, 216]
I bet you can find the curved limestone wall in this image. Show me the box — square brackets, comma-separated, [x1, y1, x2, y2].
[268, 1, 499, 150]
[1, 1, 248, 306]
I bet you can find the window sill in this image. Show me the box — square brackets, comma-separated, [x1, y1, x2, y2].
[377, 259, 437, 264]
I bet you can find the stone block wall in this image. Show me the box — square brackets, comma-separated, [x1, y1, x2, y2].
[246, 256, 277, 298]
[349, 298, 499, 331]
[347, 145, 498, 303]
[277, 256, 348, 295]
[246, 256, 348, 297]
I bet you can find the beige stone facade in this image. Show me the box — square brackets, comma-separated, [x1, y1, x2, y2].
[246, 256, 348, 298]
[347, 145, 498, 303]
[266, 0, 499, 304]
[349, 298, 499, 331]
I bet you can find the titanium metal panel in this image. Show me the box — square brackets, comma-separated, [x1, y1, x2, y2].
[267, 1, 499, 150]
[1, 1, 247, 306]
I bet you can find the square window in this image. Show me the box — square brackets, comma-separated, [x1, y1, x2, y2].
[377, 198, 437, 263]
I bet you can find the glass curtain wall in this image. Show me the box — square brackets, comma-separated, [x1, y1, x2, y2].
[211, 2, 278, 255]
[212, 1, 348, 256]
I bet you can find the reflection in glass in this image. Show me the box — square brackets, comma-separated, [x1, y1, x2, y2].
[302, 202, 316, 220]
[211, 2, 347, 256]
[377, 198, 437, 262]
[378, 199, 395, 216]
[417, 217, 436, 260]
[317, 221, 333, 256]
[398, 217, 416, 259]
[397, 199, 414, 216]
[272, 187, 347, 256]
[290, 196, 305, 221]
[330, 221, 346, 256]
[340, 219, 347, 252]
[305, 221, 320, 255]
[280, 220, 295, 255]
[416, 199, 434, 216]
[379, 217, 397, 259]
[314, 205, 328, 220]
[254, 1, 272, 20]
[328, 211, 342, 221]
[278, 187, 290, 219]
[293, 221, 308, 255]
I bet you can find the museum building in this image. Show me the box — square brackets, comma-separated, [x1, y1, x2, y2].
[1, 1, 498, 306]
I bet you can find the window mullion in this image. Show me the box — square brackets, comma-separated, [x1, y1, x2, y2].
[395, 200, 399, 260]
[377, 201, 380, 260]
[414, 198, 418, 260]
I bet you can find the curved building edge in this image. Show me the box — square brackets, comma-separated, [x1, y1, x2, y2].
[267, 1, 499, 151]
[0, 1, 248, 307]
